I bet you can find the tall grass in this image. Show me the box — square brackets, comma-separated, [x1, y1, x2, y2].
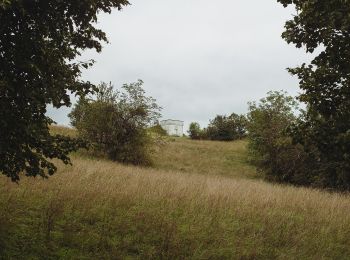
[153, 138, 257, 179]
[50, 126, 256, 179]
[50, 125, 77, 137]
[0, 156, 349, 259]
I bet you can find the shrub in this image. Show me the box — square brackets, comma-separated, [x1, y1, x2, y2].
[206, 113, 247, 141]
[188, 114, 247, 142]
[69, 80, 161, 165]
[188, 122, 202, 140]
[149, 124, 168, 136]
[289, 109, 350, 190]
[246, 91, 312, 185]
[247, 91, 350, 191]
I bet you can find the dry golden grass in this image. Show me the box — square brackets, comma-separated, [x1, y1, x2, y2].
[153, 137, 257, 179]
[49, 125, 77, 137]
[49, 126, 256, 179]
[2, 126, 348, 258]
[1, 156, 349, 259]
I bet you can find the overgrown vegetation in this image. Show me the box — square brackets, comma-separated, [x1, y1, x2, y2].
[188, 113, 247, 141]
[0, 145, 349, 259]
[1, 0, 350, 258]
[267, 0, 350, 191]
[246, 91, 311, 185]
[69, 81, 161, 166]
[149, 124, 168, 137]
[246, 90, 350, 191]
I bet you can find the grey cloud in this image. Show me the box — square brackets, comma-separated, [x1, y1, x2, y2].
[47, 0, 313, 130]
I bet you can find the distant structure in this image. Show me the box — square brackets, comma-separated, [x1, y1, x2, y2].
[160, 119, 184, 136]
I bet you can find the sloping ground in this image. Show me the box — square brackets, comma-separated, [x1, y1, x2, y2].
[153, 138, 257, 179]
[0, 157, 349, 259]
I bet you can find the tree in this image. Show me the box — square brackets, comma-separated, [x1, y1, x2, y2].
[188, 122, 202, 140]
[206, 113, 247, 141]
[232, 113, 248, 139]
[0, 1, 129, 181]
[279, 0, 350, 190]
[69, 81, 161, 165]
[246, 91, 311, 184]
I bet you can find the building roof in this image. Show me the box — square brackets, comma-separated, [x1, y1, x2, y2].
[160, 119, 184, 125]
[161, 119, 184, 122]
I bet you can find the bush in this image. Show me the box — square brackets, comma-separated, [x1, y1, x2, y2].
[188, 122, 202, 140]
[247, 91, 350, 191]
[69, 80, 161, 165]
[289, 109, 350, 190]
[246, 91, 313, 185]
[206, 113, 247, 141]
[188, 114, 247, 142]
[149, 124, 168, 136]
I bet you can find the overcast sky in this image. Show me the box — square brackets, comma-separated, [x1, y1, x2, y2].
[48, 0, 312, 130]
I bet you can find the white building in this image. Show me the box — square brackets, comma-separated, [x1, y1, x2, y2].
[160, 119, 184, 136]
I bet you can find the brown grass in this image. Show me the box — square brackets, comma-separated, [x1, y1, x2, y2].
[153, 137, 257, 179]
[1, 156, 349, 259]
[49, 125, 77, 137]
[2, 126, 348, 258]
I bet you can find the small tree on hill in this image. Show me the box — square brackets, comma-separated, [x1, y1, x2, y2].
[69, 80, 161, 165]
[206, 113, 247, 141]
[188, 122, 202, 140]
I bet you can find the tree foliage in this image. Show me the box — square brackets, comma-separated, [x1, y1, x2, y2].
[0, 0, 129, 181]
[246, 91, 312, 184]
[206, 113, 247, 141]
[69, 81, 161, 165]
[188, 114, 247, 141]
[279, 0, 350, 190]
[188, 122, 202, 140]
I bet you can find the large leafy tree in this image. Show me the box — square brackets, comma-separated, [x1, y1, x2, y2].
[0, 0, 129, 181]
[278, 0, 350, 189]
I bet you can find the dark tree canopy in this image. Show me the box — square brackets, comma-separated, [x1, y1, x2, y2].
[206, 113, 247, 141]
[188, 114, 247, 141]
[0, 0, 129, 181]
[279, 0, 350, 189]
[278, 0, 350, 117]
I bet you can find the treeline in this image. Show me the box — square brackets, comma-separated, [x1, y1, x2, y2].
[188, 114, 247, 141]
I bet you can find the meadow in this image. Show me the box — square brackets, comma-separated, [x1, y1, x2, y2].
[0, 127, 349, 259]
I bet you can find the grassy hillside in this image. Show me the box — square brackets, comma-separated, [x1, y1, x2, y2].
[0, 126, 349, 259]
[153, 138, 257, 179]
[51, 126, 256, 179]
